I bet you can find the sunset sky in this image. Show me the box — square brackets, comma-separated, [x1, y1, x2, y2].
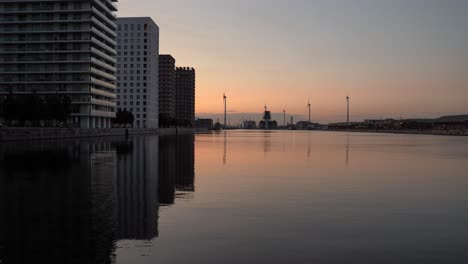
[119, 0, 468, 123]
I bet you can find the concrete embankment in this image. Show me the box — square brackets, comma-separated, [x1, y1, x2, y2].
[0, 127, 206, 142]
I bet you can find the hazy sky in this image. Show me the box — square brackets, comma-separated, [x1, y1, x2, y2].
[119, 0, 468, 123]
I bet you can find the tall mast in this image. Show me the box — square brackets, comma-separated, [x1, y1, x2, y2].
[346, 96, 350, 125]
[283, 109, 286, 127]
[308, 99, 311, 124]
[223, 93, 227, 128]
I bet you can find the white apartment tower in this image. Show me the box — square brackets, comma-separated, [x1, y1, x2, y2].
[0, 0, 118, 128]
[116, 17, 159, 128]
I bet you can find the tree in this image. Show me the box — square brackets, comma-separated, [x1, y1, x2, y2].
[127, 111, 135, 127]
[0, 95, 5, 119]
[159, 113, 172, 128]
[114, 109, 134, 128]
[46, 94, 61, 122]
[57, 95, 72, 122]
[3, 91, 18, 124]
[26, 90, 46, 126]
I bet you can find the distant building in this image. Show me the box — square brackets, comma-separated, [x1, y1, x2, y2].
[159, 55, 176, 119]
[365, 119, 400, 129]
[0, 0, 118, 128]
[433, 115, 468, 130]
[260, 105, 277, 129]
[296, 121, 321, 130]
[243, 120, 257, 129]
[296, 121, 311, 130]
[195, 118, 213, 130]
[175, 67, 195, 125]
[328, 122, 367, 130]
[259, 120, 278, 129]
[116, 17, 159, 128]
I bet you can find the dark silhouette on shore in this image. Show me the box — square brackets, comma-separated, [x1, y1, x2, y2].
[0, 91, 71, 127]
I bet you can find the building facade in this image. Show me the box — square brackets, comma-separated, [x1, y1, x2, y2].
[0, 0, 118, 128]
[116, 17, 159, 128]
[159, 55, 176, 120]
[175, 67, 195, 125]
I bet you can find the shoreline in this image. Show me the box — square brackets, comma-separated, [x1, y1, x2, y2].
[318, 129, 468, 137]
[223, 128, 468, 137]
[0, 127, 206, 142]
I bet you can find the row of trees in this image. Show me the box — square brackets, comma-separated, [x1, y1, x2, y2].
[0, 91, 194, 128]
[114, 109, 135, 128]
[159, 113, 193, 128]
[0, 91, 72, 127]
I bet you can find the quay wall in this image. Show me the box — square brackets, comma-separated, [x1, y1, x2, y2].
[0, 127, 205, 142]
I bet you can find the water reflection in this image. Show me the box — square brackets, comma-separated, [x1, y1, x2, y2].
[159, 135, 195, 204]
[346, 134, 350, 167]
[0, 135, 195, 264]
[223, 131, 227, 165]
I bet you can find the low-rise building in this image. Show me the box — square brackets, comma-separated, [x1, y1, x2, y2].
[195, 118, 213, 130]
[243, 120, 257, 129]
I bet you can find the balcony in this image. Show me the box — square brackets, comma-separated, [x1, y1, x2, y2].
[0, 39, 89, 44]
[0, 80, 90, 84]
[91, 7, 117, 29]
[91, 17, 116, 37]
[91, 97, 116, 107]
[105, 0, 118, 12]
[0, 9, 93, 15]
[0, 70, 89, 75]
[91, 57, 116, 72]
[91, 0, 116, 18]
[91, 87, 116, 99]
[91, 47, 116, 63]
[91, 109, 116, 118]
[0, 29, 91, 34]
[91, 37, 116, 55]
[91, 27, 116, 46]
[0, 49, 90, 55]
[91, 77, 116, 89]
[0, 19, 91, 25]
[0, 58, 91, 64]
[91, 67, 116, 81]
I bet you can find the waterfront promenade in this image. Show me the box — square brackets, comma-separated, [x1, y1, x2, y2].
[0, 127, 202, 142]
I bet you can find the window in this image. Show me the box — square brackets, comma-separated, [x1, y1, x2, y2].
[74, 2, 81, 10]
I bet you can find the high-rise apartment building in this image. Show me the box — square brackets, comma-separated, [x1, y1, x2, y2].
[158, 55, 176, 120]
[0, 0, 118, 128]
[116, 17, 159, 128]
[175, 67, 195, 124]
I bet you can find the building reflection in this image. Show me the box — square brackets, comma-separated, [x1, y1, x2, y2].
[113, 137, 159, 241]
[0, 134, 195, 264]
[263, 131, 272, 154]
[159, 135, 195, 205]
[0, 140, 116, 264]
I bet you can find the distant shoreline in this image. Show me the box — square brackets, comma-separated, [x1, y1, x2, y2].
[310, 129, 468, 137]
[222, 128, 468, 137]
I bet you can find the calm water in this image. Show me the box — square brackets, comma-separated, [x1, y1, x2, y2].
[1, 130, 468, 264]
